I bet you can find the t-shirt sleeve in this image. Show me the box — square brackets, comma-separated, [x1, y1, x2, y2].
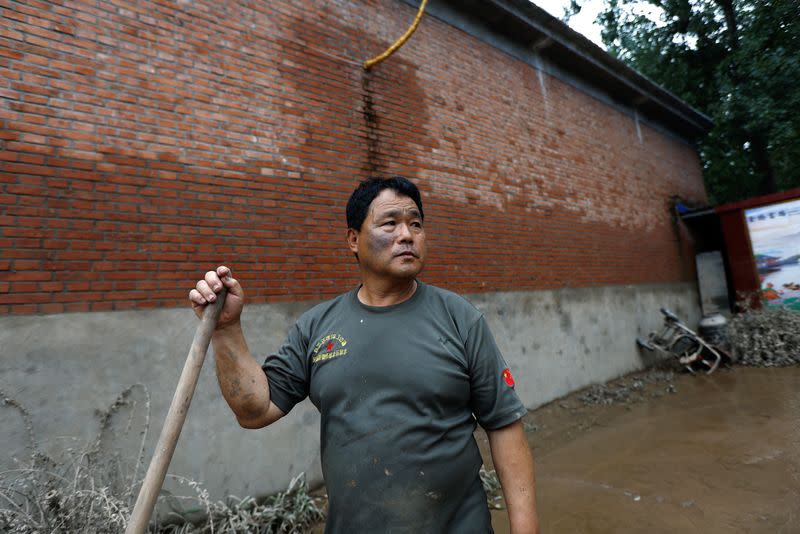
[465, 315, 526, 430]
[262, 322, 310, 415]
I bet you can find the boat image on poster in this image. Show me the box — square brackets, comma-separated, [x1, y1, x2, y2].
[746, 198, 800, 310]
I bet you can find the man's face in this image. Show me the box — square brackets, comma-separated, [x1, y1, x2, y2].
[348, 189, 426, 281]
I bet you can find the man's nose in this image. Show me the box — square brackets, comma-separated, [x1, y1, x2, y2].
[397, 222, 413, 241]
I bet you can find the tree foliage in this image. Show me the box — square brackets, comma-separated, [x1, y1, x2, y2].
[592, 0, 800, 204]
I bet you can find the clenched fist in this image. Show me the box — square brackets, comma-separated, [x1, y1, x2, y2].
[188, 265, 245, 330]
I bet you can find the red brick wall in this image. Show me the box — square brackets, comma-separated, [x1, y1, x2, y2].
[0, 0, 706, 314]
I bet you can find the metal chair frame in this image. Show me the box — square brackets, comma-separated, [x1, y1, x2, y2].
[637, 308, 723, 375]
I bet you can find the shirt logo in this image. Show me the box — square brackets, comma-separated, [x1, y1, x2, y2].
[312, 333, 349, 363]
[502, 368, 515, 387]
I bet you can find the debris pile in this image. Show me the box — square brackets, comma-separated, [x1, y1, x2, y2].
[578, 368, 677, 406]
[728, 307, 800, 367]
[578, 381, 643, 405]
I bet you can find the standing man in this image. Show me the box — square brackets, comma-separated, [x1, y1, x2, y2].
[189, 177, 539, 533]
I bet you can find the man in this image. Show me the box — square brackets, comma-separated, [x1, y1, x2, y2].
[189, 176, 539, 533]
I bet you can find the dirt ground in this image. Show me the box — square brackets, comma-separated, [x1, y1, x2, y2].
[310, 365, 800, 533]
[479, 365, 800, 533]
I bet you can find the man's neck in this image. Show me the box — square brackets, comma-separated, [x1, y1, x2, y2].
[357, 278, 418, 307]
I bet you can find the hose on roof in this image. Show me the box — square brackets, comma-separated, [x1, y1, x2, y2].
[363, 0, 428, 70]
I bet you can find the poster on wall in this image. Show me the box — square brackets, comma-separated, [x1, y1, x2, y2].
[745, 197, 800, 311]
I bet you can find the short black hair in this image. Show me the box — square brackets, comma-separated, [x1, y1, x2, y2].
[346, 176, 424, 230]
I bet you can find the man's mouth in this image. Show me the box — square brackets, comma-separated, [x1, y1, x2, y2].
[394, 250, 418, 258]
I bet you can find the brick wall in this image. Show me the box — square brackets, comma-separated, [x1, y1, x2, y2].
[0, 0, 707, 314]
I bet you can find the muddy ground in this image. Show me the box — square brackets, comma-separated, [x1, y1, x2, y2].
[482, 365, 800, 533]
[311, 365, 800, 533]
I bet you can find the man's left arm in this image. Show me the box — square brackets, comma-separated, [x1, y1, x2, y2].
[487, 419, 540, 534]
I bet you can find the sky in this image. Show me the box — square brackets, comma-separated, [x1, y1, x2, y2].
[532, 0, 606, 48]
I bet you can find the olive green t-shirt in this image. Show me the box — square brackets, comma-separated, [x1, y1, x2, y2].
[263, 281, 526, 533]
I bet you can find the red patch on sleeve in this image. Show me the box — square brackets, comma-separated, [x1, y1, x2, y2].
[502, 368, 515, 387]
[326, 341, 335, 351]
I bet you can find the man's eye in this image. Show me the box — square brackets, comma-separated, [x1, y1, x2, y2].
[411, 221, 422, 228]
[382, 221, 396, 227]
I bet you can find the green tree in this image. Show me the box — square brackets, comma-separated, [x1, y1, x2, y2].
[591, 0, 800, 204]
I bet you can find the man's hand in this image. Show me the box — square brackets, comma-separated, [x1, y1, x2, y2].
[188, 265, 244, 330]
[188, 265, 284, 428]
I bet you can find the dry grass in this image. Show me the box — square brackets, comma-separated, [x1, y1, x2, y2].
[479, 468, 504, 510]
[157, 473, 323, 533]
[0, 385, 323, 533]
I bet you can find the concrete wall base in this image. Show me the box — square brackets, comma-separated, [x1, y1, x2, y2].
[0, 282, 698, 498]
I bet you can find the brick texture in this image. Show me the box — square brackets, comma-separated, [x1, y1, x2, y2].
[0, 0, 706, 314]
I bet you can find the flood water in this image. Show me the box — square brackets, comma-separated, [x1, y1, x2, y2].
[483, 367, 800, 533]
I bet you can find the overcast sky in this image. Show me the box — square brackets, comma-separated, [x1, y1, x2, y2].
[532, 0, 606, 48]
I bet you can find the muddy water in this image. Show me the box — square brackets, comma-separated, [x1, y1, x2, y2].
[482, 367, 800, 534]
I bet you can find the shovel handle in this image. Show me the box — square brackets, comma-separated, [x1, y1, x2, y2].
[126, 289, 227, 534]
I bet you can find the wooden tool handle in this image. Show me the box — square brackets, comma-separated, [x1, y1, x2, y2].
[125, 290, 227, 534]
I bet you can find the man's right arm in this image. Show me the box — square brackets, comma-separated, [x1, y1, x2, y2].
[190, 265, 285, 429]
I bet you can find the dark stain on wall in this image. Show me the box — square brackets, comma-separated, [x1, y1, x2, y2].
[361, 70, 380, 175]
[275, 11, 432, 182]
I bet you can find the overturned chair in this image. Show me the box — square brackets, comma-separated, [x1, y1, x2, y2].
[637, 308, 729, 375]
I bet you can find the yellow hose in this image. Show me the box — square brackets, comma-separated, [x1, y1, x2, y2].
[364, 0, 429, 70]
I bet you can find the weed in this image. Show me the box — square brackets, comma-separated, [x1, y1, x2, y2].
[0, 386, 324, 533]
[479, 467, 504, 509]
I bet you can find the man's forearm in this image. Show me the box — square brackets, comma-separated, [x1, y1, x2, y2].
[487, 420, 540, 534]
[211, 321, 271, 427]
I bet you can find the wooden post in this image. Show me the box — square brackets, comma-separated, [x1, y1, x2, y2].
[125, 290, 226, 534]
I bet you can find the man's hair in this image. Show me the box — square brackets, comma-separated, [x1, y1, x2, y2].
[346, 176, 424, 230]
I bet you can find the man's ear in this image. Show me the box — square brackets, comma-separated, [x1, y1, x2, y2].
[346, 228, 359, 254]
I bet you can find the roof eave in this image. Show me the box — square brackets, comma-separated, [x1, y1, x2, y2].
[407, 0, 714, 141]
